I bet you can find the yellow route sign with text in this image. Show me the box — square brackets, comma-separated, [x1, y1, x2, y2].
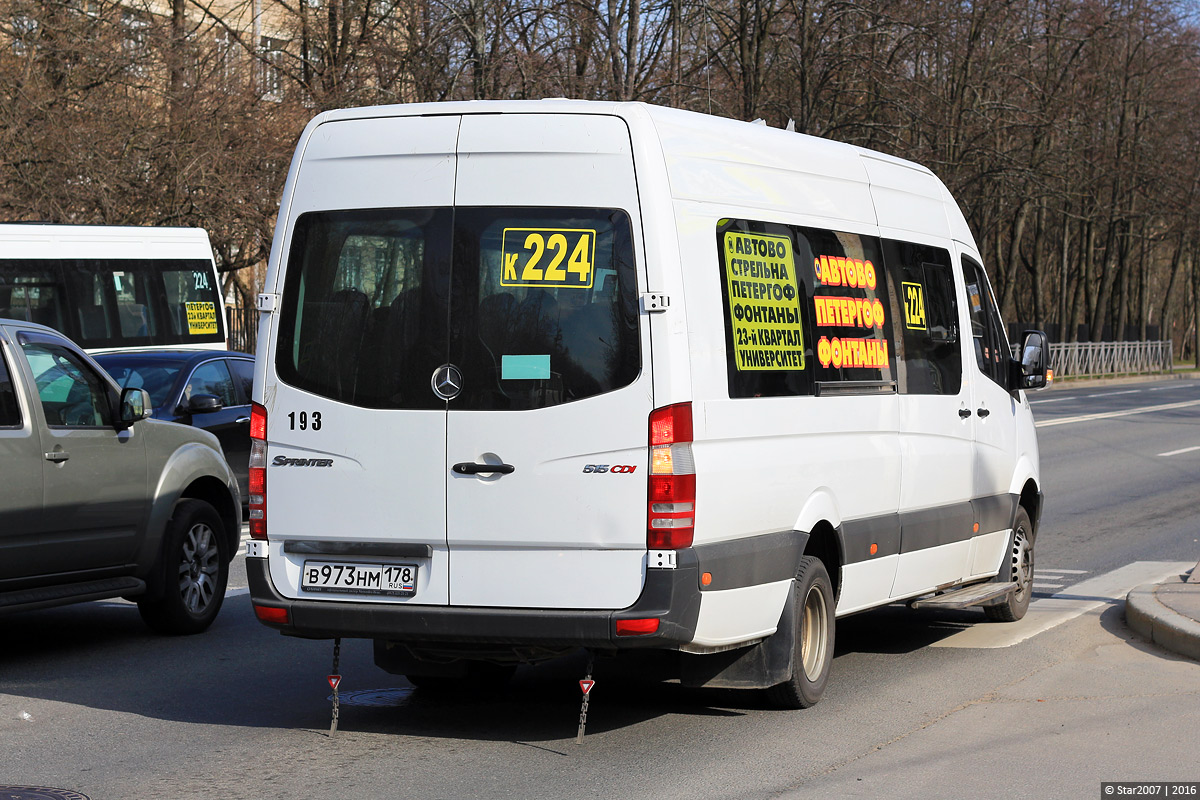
[185, 301, 219, 335]
[902, 281, 927, 330]
[723, 231, 805, 371]
[500, 228, 596, 289]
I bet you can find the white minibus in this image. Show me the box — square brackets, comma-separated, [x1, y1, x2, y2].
[0, 224, 227, 352]
[246, 101, 1049, 708]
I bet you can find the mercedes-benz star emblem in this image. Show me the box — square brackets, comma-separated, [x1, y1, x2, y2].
[431, 364, 463, 400]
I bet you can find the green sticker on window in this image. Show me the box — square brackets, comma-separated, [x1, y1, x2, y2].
[501, 354, 551, 380]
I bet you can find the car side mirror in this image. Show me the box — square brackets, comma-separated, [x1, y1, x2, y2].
[1010, 330, 1050, 392]
[186, 393, 223, 414]
[120, 387, 152, 426]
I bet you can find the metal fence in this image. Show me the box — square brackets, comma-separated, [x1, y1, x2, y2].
[226, 295, 255, 354]
[1011, 340, 1174, 379]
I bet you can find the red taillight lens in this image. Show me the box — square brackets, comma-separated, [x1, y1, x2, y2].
[254, 605, 289, 624]
[616, 618, 660, 636]
[648, 403, 695, 549]
[249, 402, 267, 540]
[650, 402, 693, 446]
[250, 402, 267, 440]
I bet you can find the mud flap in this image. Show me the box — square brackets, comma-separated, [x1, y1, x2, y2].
[678, 585, 796, 690]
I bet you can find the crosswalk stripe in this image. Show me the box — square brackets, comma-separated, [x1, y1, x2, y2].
[931, 561, 1192, 649]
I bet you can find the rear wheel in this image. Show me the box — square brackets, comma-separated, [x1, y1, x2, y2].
[138, 499, 229, 635]
[984, 507, 1034, 623]
[766, 556, 835, 709]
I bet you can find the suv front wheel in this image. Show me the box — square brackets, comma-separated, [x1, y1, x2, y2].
[138, 499, 229, 635]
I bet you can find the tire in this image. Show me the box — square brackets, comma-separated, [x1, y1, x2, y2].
[984, 507, 1034, 623]
[138, 499, 229, 635]
[766, 556, 835, 709]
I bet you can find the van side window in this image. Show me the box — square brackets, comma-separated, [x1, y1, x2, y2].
[0, 272, 64, 331]
[716, 220, 894, 398]
[804, 227, 894, 391]
[0, 350, 21, 427]
[717, 219, 813, 398]
[1, 258, 224, 349]
[882, 241, 961, 395]
[962, 257, 1009, 387]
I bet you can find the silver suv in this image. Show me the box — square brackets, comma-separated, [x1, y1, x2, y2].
[0, 319, 241, 634]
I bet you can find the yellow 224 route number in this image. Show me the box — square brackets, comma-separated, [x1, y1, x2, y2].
[501, 228, 596, 289]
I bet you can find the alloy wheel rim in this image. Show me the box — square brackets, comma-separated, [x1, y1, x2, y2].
[178, 522, 219, 614]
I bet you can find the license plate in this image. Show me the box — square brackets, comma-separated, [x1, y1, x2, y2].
[301, 561, 417, 597]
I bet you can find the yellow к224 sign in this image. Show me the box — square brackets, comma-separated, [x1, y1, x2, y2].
[500, 228, 596, 289]
[902, 282, 927, 331]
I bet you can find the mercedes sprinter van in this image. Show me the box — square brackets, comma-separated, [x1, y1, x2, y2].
[246, 101, 1049, 708]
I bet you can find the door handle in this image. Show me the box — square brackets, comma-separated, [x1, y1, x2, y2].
[235, 416, 250, 424]
[452, 462, 515, 475]
[958, 408, 972, 419]
[977, 407, 991, 418]
[45, 451, 70, 463]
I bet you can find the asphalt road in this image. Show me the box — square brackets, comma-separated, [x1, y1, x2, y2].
[2, 376, 1199, 800]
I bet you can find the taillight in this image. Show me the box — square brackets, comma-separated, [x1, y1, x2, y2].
[254, 605, 288, 624]
[249, 402, 267, 541]
[616, 618, 660, 636]
[648, 402, 695, 549]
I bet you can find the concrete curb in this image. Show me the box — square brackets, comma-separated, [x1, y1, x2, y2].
[1125, 579, 1200, 662]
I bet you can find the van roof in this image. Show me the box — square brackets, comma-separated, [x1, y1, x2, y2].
[303, 100, 975, 248]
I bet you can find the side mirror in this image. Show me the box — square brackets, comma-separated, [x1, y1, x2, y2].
[929, 323, 957, 345]
[120, 387, 152, 425]
[1011, 330, 1050, 392]
[186, 393, 224, 414]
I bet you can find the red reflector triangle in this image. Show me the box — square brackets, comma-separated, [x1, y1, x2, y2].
[328, 674, 342, 691]
[579, 679, 595, 695]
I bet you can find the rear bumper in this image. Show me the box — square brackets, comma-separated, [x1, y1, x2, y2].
[246, 549, 701, 649]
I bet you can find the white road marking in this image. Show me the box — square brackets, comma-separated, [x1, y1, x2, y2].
[1030, 398, 1069, 405]
[1086, 390, 1140, 398]
[94, 584, 250, 608]
[1159, 445, 1200, 457]
[931, 561, 1192, 649]
[1035, 398, 1200, 427]
[1038, 568, 1088, 574]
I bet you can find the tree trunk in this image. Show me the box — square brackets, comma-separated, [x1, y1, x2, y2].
[1000, 199, 1033, 318]
[1058, 213, 1071, 342]
[1092, 219, 1122, 342]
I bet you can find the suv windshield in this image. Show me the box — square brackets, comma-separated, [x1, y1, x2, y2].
[276, 207, 640, 411]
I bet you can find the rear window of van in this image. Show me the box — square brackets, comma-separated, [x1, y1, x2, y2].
[276, 207, 640, 410]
